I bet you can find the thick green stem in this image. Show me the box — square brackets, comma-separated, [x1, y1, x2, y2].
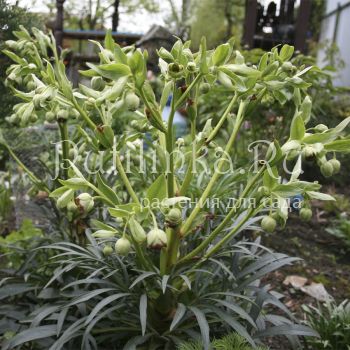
[166, 90, 176, 198]
[115, 152, 140, 205]
[180, 100, 247, 236]
[206, 93, 238, 143]
[179, 156, 193, 196]
[72, 99, 96, 130]
[58, 121, 69, 179]
[180, 94, 237, 195]
[174, 74, 202, 110]
[179, 165, 266, 263]
[204, 204, 263, 259]
[165, 226, 181, 272]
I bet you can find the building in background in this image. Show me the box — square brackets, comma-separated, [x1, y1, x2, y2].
[317, 0, 350, 86]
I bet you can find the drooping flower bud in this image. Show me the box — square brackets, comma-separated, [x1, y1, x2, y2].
[199, 83, 211, 94]
[320, 161, 334, 178]
[26, 81, 36, 90]
[91, 76, 105, 91]
[314, 124, 328, 133]
[57, 109, 69, 121]
[125, 93, 140, 111]
[30, 113, 38, 123]
[176, 138, 185, 147]
[129, 217, 146, 243]
[261, 216, 277, 233]
[147, 229, 167, 249]
[328, 158, 341, 174]
[186, 62, 197, 72]
[45, 111, 55, 122]
[115, 237, 132, 256]
[76, 193, 94, 213]
[302, 145, 315, 158]
[67, 200, 78, 213]
[166, 208, 182, 227]
[281, 61, 293, 72]
[300, 208, 312, 221]
[168, 63, 184, 78]
[103, 245, 114, 256]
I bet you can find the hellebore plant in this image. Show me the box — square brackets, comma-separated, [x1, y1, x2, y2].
[1, 26, 350, 349]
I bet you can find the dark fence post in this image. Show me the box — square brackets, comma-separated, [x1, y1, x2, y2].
[55, 0, 65, 49]
[242, 0, 257, 48]
[295, 0, 312, 53]
[332, 3, 341, 43]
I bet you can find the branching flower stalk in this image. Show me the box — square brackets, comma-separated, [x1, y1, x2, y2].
[2, 28, 350, 349]
[180, 99, 247, 238]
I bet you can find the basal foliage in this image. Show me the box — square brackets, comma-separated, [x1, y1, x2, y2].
[1, 26, 350, 349]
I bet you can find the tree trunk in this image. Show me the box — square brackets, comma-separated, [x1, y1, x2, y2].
[180, 0, 190, 39]
[112, 0, 120, 31]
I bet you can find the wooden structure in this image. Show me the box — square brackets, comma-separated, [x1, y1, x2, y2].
[53, 0, 142, 85]
[53, 0, 142, 56]
[136, 25, 176, 72]
[242, 0, 312, 53]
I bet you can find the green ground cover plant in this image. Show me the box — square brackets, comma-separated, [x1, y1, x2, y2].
[303, 300, 350, 350]
[1, 26, 350, 349]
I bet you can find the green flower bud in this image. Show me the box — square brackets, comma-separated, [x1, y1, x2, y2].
[314, 124, 328, 133]
[302, 145, 315, 158]
[28, 63, 37, 70]
[176, 138, 185, 147]
[129, 217, 147, 243]
[5, 40, 17, 49]
[57, 109, 69, 120]
[67, 200, 78, 213]
[76, 193, 94, 213]
[261, 216, 277, 233]
[85, 97, 96, 109]
[320, 161, 334, 177]
[92, 230, 117, 238]
[115, 237, 132, 256]
[45, 111, 55, 122]
[186, 62, 197, 72]
[26, 81, 36, 90]
[166, 208, 182, 227]
[91, 76, 105, 91]
[199, 83, 211, 94]
[30, 113, 38, 123]
[168, 63, 183, 78]
[125, 93, 140, 111]
[158, 47, 174, 62]
[329, 158, 341, 174]
[103, 245, 114, 256]
[147, 228, 167, 249]
[281, 61, 293, 72]
[261, 93, 274, 106]
[300, 208, 312, 221]
[57, 189, 74, 209]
